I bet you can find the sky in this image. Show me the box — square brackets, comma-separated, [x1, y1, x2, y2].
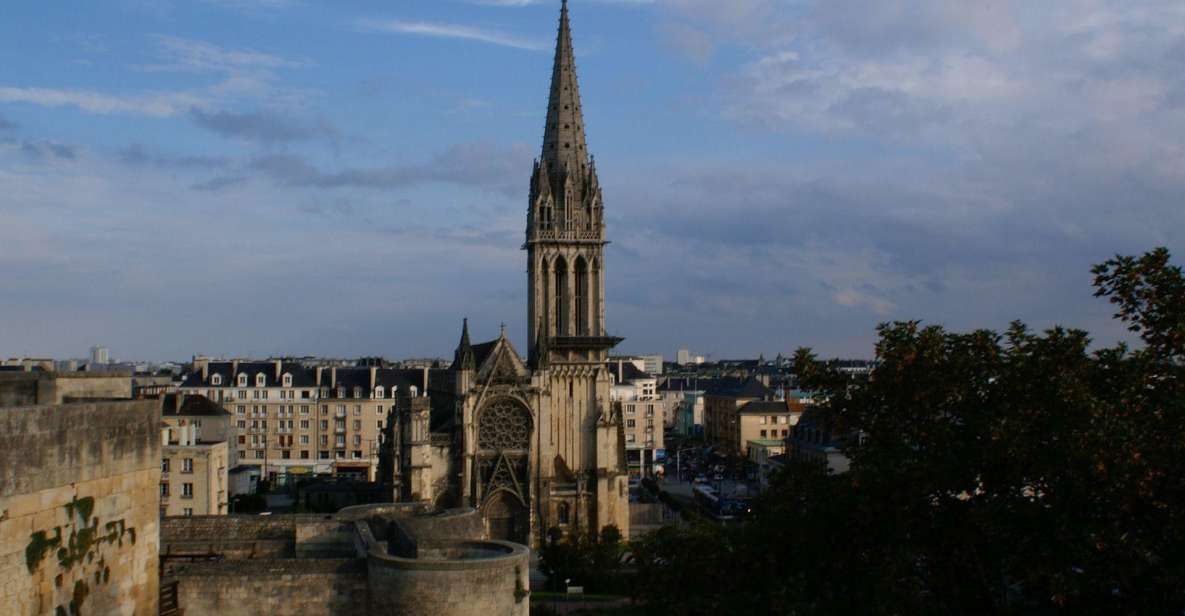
[1, 0, 1183, 362]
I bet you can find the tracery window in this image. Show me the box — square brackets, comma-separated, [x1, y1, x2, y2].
[478, 400, 532, 451]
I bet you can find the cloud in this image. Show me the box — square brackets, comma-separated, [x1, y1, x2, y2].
[118, 143, 229, 168]
[189, 108, 337, 144]
[16, 140, 77, 160]
[0, 86, 202, 117]
[147, 35, 308, 74]
[354, 19, 546, 51]
[249, 141, 533, 194]
[0, 114, 14, 131]
[470, 0, 654, 5]
[200, 0, 296, 10]
[190, 175, 249, 191]
[657, 21, 714, 64]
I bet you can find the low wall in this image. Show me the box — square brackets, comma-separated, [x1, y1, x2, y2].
[175, 559, 368, 616]
[0, 400, 160, 616]
[360, 519, 529, 616]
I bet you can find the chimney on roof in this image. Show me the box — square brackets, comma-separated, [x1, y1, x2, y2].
[274, 360, 282, 381]
[370, 366, 377, 390]
[231, 360, 239, 381]
[330, 367, 337, 389]
[195, 356, 209, 381]
[315, 366, 323, 388]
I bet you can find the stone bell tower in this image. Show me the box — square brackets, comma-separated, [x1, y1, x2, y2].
[525, 0, 629, 539]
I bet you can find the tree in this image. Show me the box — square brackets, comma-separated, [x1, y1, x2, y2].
[631, 248, 1185, 614]
[538, 525, 627, 594]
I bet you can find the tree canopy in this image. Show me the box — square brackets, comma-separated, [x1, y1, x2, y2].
[630, 248, 1185, 614]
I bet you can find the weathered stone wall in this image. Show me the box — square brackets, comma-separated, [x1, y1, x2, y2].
[0, 400, 160, 616]
[160, 514, 358, 561]
[174, 559, 368, 616]
[0, 372, 53, 408]
[366, 540, 530, 616]
[53, 373, 133, 402]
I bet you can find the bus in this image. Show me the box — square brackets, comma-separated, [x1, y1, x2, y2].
[693, 485, 750, 523]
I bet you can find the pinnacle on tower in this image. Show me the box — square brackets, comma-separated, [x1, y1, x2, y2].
[454, 318, 475, 371]
[540, 0, 588, 175]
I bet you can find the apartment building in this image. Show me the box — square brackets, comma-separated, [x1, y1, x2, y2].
[703, 377, 773, 455]
[180, 358, 426, 484]
[160, 394, 230, 516]
[609, 360, 666, 478]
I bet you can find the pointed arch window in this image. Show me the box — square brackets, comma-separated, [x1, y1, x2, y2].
[554, 256, 568, 336]
[575, 257, 588, 335]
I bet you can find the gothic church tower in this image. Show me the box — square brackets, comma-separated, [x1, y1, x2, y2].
[442, 1, 628, 547]
[526, 0, 629, 538]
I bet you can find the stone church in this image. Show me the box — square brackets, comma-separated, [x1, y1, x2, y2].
[381, 0, 630, 547]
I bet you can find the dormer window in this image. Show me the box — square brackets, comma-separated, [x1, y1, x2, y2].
[211, 374, 222, 386]
[337, 387, 345, 399]
[282, 373, 292, 387]
[238, 374, 248, 387]
[255, 373, 266, 388]
[375, 386, 385, 399]
[353, 387, 362, 399]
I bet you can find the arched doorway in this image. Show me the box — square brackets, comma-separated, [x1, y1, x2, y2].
[476, 398, 533, 544]
[484, 490, 529, 544]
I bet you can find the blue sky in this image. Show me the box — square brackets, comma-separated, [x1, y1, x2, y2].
[2, 0, 1183, 362]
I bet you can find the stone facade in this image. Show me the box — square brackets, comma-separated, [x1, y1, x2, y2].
[0, 400, 160, 616]
[161, 440, 229, 517]
[180, 362, 423, 482]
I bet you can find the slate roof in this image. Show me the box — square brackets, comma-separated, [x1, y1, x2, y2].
[705, 377, 772, 399]
[162, 393, 230, 417]
[609, 361, 652, 384]
[738, 399, 792, 415]
[471, 340, 500, 371]
[316, 368, 421, 394]
[180, 361, 315, 388]
[658, 377, 715, 392]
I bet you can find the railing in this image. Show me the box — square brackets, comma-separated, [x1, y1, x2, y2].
[160, 580, 180, 616]
[529, 228, 602, 242]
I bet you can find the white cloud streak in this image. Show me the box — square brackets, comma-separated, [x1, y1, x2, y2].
[0, 86, 203, 117]
[354, 19, 546, 51]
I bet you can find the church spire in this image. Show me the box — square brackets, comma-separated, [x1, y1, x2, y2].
[453, 318, 475, 371]
[541, 0, 588, 175]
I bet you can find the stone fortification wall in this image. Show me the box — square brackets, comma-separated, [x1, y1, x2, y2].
[358, 517, 529, 616]
[161, 515, 358, 562]
[174, 559, 368, 616]
[364, 539, 530, 616]
[0, 400, 160, 616]
[388, 507, 487, 557]
[166, 505, 529, 616]
[53, 373, 133, 402]
[161, 515, 296, 560]
[0, 372, 53, 407]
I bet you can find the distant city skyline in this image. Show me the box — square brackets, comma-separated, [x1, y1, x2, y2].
[3, 0, 1180, 361]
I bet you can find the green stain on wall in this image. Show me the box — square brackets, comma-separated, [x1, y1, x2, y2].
[62, 496, 95, 525]
[25, 528, 62, 573]
[69, 579, 89, 614]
